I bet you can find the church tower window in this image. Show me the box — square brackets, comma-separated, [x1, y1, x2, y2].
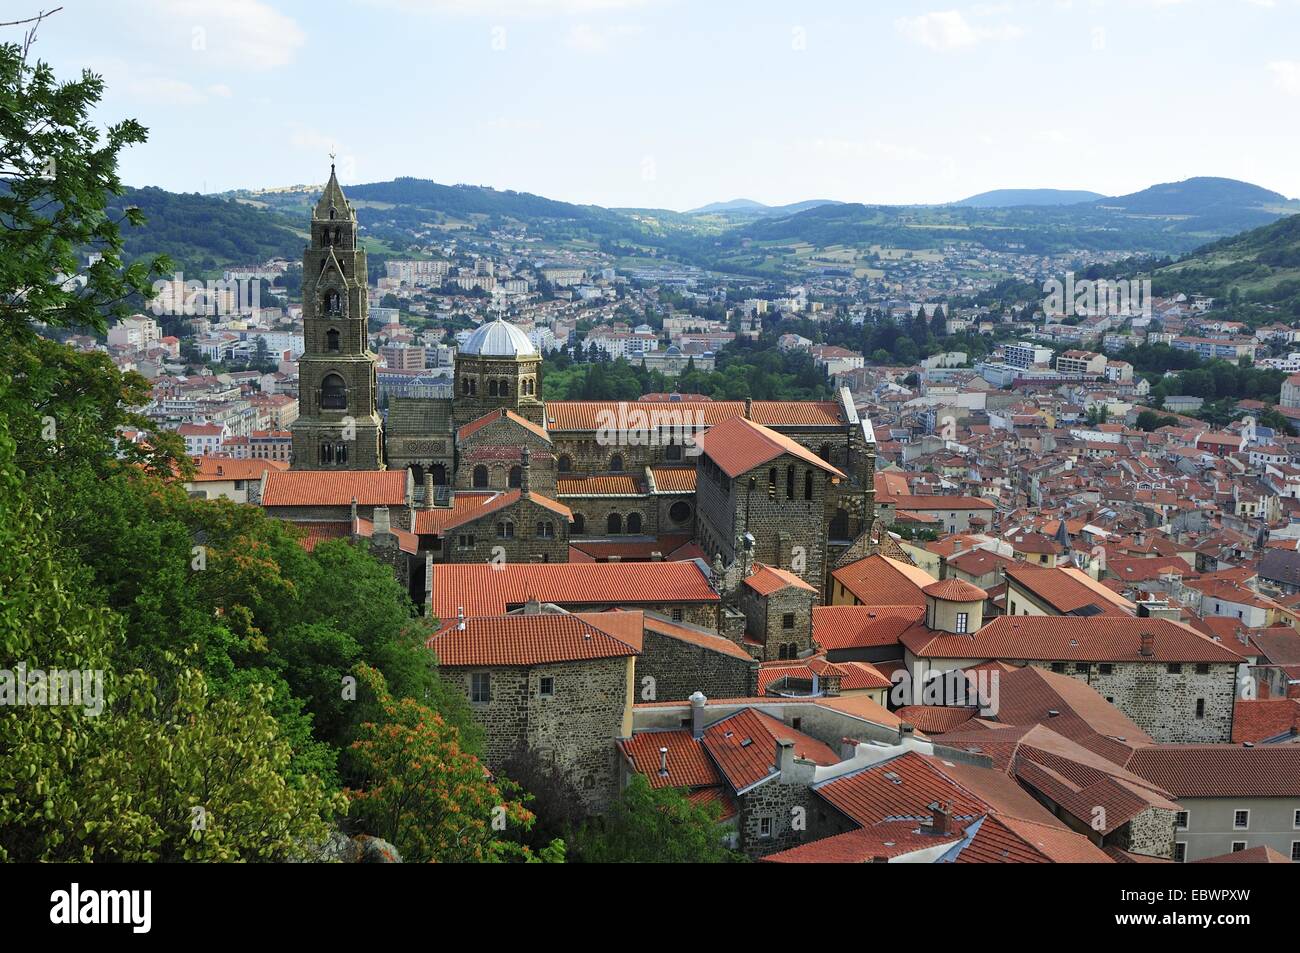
[320, 374, 347, 410]
[326, 328, 340, 352]
[473, 465, 489, 488]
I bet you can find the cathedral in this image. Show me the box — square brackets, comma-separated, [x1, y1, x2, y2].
[289, 170, 883, 617]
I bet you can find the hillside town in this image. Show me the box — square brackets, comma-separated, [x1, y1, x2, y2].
[58, 169, 1300, 866]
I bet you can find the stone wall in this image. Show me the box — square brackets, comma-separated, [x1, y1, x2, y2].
[446, 655, 631, 812]
[636, 628, 759, 701]
[1025, 660, 1237, 743]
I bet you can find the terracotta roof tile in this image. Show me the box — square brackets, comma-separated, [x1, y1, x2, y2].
[428, 610, 642, 666]
[429, 561, 719, 621]
[831, 554, 936, 606]
[649, 467, 697, 493]
[698, 416, 845, 479]
[813, 604, 926, 651]
[618, 729, 723, 789]
[261, 469, 408, 507]
[702, 708, 839, 792]
[744, 563, 817, 596]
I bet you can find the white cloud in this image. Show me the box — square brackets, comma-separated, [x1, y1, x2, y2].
[1269, 60, 1300, 95]
[895, 9, 1025, 51]
[137, 0, 305, 70]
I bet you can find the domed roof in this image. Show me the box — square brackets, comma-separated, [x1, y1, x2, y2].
[461, 316, 537, 358]
[922, 578, 987, 602]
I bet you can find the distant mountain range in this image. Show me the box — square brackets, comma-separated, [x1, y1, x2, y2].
[685, 198, 842, 217]
[117, 175, 1299, 282]
[952, 189, 1105, 208]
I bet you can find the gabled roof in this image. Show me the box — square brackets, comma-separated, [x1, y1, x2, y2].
[428, 610, 642, 666]
[903, 616, 1245, 664]
[831, 554, 936, 606]
[411, 490, 570, 536]
[743, 563, 817, 596]
[1127, 745, 1300, 798]
[812, 604, 926, 652]
[618, 729, 723, 789]
[698, 416, 845, 479]
[428, 561, 719, 620]
[261, 469, 408, 507]
[1005, 565, 1135, 617]
[186, 456, 287, 482]
[701, 708, 839, 793]
[456, 407, 550, 444]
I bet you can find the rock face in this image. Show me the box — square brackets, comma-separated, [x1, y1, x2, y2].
[302, 832, 403, 863]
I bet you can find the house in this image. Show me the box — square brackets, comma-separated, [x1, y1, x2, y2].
[1004, 565, 1135, 618]
[429, 608, 643, 811]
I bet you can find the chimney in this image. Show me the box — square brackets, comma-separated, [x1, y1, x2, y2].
[898, 722, 915, 744]
[350, 496, 358, 522]
[423, 471, 435, 509]
[689, 691, 707, 740]
[924, 800, 952, 836]
[1139, 631, 1155, 658]
[775, 738, 796, 777]
[520, 446, 531, 497]
[658, 746, 669, 777]
[456, 607, 466, 631]
[744, 397, 753, 419]
[373, 505, 392, 540]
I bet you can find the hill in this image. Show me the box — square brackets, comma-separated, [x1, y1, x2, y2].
[1148, 212, 1300, 318]
[953, 188, 1104, 208]
[111, 187, 303, 274]
[1095, 177, 1300, 233]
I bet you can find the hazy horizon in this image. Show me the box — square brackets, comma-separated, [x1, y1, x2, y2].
[40, 0, 1300, 209]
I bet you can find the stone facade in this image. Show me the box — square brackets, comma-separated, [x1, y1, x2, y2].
[737, 584, 816, 662]
[636, 628, 759, 701]
[290, 167, 383, 470]
[1026, 660, 1238, 743]
[445, 654, 633, 811]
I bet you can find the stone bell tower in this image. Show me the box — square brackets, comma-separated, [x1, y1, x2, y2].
[290, 163, 384, 469]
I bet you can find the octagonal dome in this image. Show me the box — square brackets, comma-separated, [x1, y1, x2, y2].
[461, 316, 537, 357]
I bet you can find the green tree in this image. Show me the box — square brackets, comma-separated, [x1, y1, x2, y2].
[572, 775, 744, 863]
[344, 666, 562, 863]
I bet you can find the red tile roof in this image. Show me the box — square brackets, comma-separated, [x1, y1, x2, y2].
[1127, 745, 1300, 797]
[903, 616, 1246, 664]
[456, 407, 551, 443]
[831, 554, 935, 606]
[544, 400, 846, 432]
[639, 612, 755, 662]
[812, 604, 926, 651]
[701, 708, 839, 792]
[649, 467, 697, 493]
[261, 469, 408, 507]
[1005, 565, 1135, 616]
[287, 520, 351, 552]
[428, 561, 719, 621]
[556, 475, 642, 496]
[758, 657, 891, 694]
[1192, 845, 1292, 864]
[411, 490, 571, 535]
[186, 456, 287, 482]
[894, 706, 979, 733]
[922, 578, 987, 602]
[698, 416, 845, 479]
[428, 610, 642, 666]
[618, 729, 723, 789]
[743, 563, 817, 596]
[1231, 698, 1300, 743]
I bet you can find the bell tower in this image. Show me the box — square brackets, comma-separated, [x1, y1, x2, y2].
[290, 162, 384, 469]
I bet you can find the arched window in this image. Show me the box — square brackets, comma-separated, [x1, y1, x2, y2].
[572, 513, 585, 534]
[326, 328, 340, 352]
[787, 465, 795, 499]
[462, 377, 471, 395]
[627, 513, 642, 534]
[830, 508, 850, 540]
[804, 470, 814, 501]
[324, 290, 341, 315]
[609, 454, 624, 473]
[537, 521, 554, 539]
[320, 373, 347, 410]
[607, 513, 623, 535]
[497, 520, 514, 539]
[509, 466, 522, 488]
[489, 380, 499, 397]
[499, 380, 509, 396]
[557, 455, 573, 473]
[410, 464, 424, 484]
[431, 463, 447, 486]
[473, 465, 489, 488]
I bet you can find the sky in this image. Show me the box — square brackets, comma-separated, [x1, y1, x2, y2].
[29, 0, 1300, 211]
